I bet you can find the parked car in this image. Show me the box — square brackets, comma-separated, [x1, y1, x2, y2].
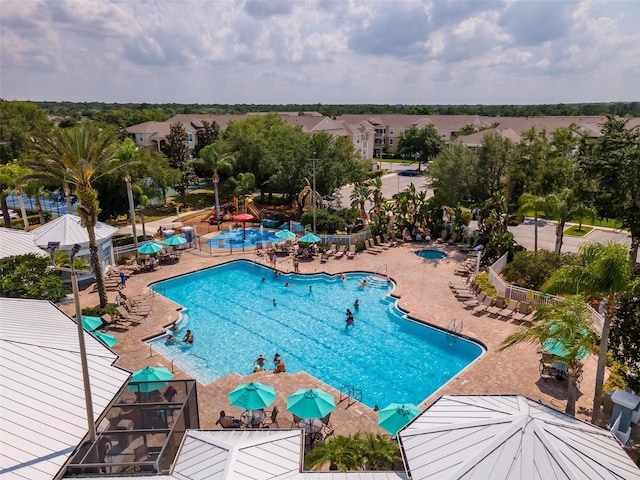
[398, 169, 419, 177]
[8, 209, 19, 219]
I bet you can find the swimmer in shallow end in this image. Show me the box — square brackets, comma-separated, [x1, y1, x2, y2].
[273, 298, 277, 306]
[354, 299, 359, 310]
[309, 285, 313, 293]
[166, 334, 177, 344]
[183, 330, 194, 344]
[359, 279, 367, 287]
[284, 282, 290, 287]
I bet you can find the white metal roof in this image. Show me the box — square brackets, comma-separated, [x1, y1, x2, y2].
[31, 214, 118, 248]
[0, 227, 48, 259]
[172, 429, 303, 480]
[0, 298, 131, 480]
[399, 395, 640, 480]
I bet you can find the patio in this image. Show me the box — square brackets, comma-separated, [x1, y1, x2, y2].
[64, 237, 600, 442]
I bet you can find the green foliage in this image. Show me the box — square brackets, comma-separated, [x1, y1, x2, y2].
[610, 280, 640, 392]
[0, 254, 68, 302]
[604, 361, 628, 392]
[502, 250, 579, 291]
[397, 123, 443, 170]
[82, 303, 118, 318]
[0, 100, 53, 164]
[564, 225, 592, 236]
[475, 272, 497, 298]
[53, 251, 89, 270]
[300, 208, 346, 234]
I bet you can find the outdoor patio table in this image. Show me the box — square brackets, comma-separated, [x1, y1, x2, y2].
[241, 409, 266, 427]
[298, 418, 323, 434]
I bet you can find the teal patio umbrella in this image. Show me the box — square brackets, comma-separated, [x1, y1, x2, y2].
[138, 242, 163, 255]
[91, 331, 118, 348]
[79, 315, 103, 332]
[543, 339, 590, 360]
[128, 366, 174, 393]
[286, 388, 335, 419]
[378, 403, 421, 436]
[228, 382, 277, 411]
[299, 233, 321, 243]
[275, 229, 296, 240]
[163, 235, 187, 246]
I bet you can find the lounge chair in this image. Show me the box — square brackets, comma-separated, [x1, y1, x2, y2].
[435, 230, 448, 243]
[320, 251, 330, 263]
[462, 292, 486, 309]
[486, 297, 507, 317]
[326, 244, 337, 256]
[117, 306, 145, 323]
[511, 302, 532, 324]
[125, 298, 152, 314]
[334, 245, 346, 258]
[471, 295, 494, 315]
[375, 236, 390, 249]
[499, 299, 519, 321]
[365, 239, 383, 254]
[347, 245, 356, 259]
[382, 233, 398, 247]
[320, 412, 334, 437]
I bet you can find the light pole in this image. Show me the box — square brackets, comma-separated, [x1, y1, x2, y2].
[48, 242, 97, 443]
[311, 153, 317, 234]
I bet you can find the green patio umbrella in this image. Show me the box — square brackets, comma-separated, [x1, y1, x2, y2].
[275, 229, 296, 240]
[378, 403, 421, 436]
[128, 366, 174, 393]
[286, 388, 335, 419]
[78, 315, 103, 332]
[138, 242, 163, 255]
[163, 235, 187, 246]
[299, 233, 321, 243]
[543, 339, 590, 360]
[228, 382, 277, 411]
[91, 331, 118, 348]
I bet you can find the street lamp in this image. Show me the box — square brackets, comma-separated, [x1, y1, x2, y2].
[310, 153, 318, 234]
[48, 241, 97, 443]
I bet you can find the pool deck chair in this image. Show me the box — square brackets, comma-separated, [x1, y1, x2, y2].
[320, 251, 330, 263]
[383, 233, 398, 247]
[334, 245, 346, 258]
[117, 306, 145, 323]
[326, 244, 337, 255]
[462, 291, 486, 309]
[347, 245, 356, 259]
[263, 406, 279, 428]
[471, 295, 494, 315]
[499, 299, 519, 321]
[486, 297, 507, 317]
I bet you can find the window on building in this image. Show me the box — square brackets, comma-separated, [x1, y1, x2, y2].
[389, 128, 394, 135]
[356, 135, 360, 144]
[187, 133, 194, 142]
[389, 138, 394, 145]
[139, 135, 143, 142]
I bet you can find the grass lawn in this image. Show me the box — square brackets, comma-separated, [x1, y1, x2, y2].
[564, 225, 593, 237]
[519, 210, 623, 230]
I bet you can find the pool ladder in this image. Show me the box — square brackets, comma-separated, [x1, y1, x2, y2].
[447, 318, 463, 343]
[338, 385, 363, 408]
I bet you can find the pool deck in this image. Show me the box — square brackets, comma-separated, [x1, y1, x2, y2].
[64, 238, 599, 436]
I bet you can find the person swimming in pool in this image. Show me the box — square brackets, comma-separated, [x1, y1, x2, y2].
[359, 279, 367, 287]
[166, 334, 177, 344]
[354, 299, 359, 310]
[183, 330, 194, 344]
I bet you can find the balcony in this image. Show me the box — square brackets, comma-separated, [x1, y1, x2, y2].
[65, 379, 198, 475]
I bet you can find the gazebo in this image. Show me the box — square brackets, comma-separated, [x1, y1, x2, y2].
[32, 214, 118, 271]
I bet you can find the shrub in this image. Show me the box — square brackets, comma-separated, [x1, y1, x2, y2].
[502, 250, 579, 291]
[0, 254, 68, 302]
[476, 272, 497, 298]
[83, 303, 118, 318]
[300, 209, 346, 234]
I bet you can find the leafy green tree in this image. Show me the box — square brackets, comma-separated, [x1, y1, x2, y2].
[473, 132, 515, 201]
[578, 116, 640, 262]
[193, 120, 220, 156]
[428, 141, 477, 206]
[231, 172, 256, 212]
[199, 143, 235, 225]
[0, 254, 68, 302]
[397, 124, 443, 171]
[0, 100, 52, 164]
[500, 296, 597, 416]
[542, 242, 634, 424]
[300, 208, 346, 234]
[26, 123, 129, 307]
[0, 162, 29, 228]
[162, 122, 194, 205]
[502, 250, 579, 291]
[145, 153, 182, 205]
[610, 279, 640, 392]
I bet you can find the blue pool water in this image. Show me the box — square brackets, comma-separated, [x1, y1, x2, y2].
[206, 228, 284, 249]
[416, 249, 448, 260]
[149, 261, 483, 408]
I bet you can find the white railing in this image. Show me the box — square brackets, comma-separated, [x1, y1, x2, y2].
[487, 253, 604, 334]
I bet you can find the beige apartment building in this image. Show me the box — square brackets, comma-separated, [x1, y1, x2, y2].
[126, 113, 639, 164]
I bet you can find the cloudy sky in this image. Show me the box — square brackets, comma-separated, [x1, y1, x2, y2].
[1, 0, 638, 105]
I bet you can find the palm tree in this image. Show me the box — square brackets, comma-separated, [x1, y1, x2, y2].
[305, 434, 361, 471]
[0, 162, 29, 228]
[26, 124, 128, 307]
[350, 182, 372, 222]
[499, 296, 597, 416]
[354, 432, 401, 471]
[544, 188, 581, 253]
[232, 172, 256, 213]
[116, 139, 142, 254]
[199, 144, 235, 227]
[542, 242, 633, 424]
[518, 193, 546, 252]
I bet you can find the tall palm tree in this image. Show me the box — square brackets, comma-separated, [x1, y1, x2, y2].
[499, 296, 597, 416]
[199, 144, 235, 227]
[116, 139, 142, 254]
[518, 193, 546, 252]
[232, 172, 256, 213]
[542, 242, 633, 424]
[26, 124, 127, 307]
[544, 188, 580, 253]
[350, 182, 372, 222]
[0, 162, 29, 228]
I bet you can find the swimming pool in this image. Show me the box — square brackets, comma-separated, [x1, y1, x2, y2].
[149, 261, 483, 408]
[206, 227, 284, 250]
[416, 249, 447, 260]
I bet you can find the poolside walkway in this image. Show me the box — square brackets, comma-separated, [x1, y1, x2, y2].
[63, 236, 599, 437]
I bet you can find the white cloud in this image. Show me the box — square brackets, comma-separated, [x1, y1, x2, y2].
[0, 0, 638, 104]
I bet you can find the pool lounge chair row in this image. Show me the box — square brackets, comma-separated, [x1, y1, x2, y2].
[460, 292, 535, 324]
